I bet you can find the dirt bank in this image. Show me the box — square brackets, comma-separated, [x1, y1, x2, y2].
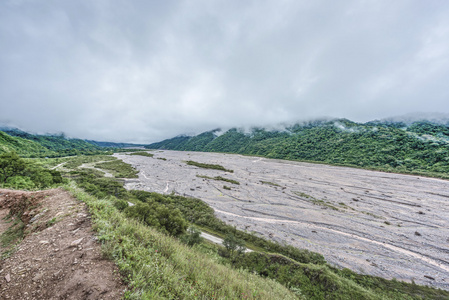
[0, 188, 125, 300]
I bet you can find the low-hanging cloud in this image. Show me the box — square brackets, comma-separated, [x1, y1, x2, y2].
[1, 0, 449, 143]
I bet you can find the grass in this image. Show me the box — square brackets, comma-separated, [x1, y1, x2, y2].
[197, 175, 240, 185]
[65, 183, 297, 299]
[260, 181, 281, 187]
[128, 152, 154, 158]
[293, 191, 340, 211]
[185, 160, 233, 172]
[63, 155, 116, 169]
[94, 160, 139, 178]
[0, 217, 25, 259]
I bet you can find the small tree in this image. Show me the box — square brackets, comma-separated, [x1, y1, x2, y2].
[222, 233, 246, 255]
[182, 226, 203, 246]
[0, 152, 27, 183]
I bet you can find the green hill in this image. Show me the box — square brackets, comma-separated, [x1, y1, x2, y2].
[148, 118, 449, 178]
[0, 131, 51, 157]
[0, 128, 108, 157]
[84, 140, 147, 148]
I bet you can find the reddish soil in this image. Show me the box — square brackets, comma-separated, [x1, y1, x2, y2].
[0, 188, 126, 300]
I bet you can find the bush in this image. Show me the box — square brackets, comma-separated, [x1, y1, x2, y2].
[181, 226, 203, 246]
[0, 152, 63, 189]
[5, 176, 36, 190]
[113, 198, 129, 211]
[223, 233, 246, 255]
[124, 201, 188, 236]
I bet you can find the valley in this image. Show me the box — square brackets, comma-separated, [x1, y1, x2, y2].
[117, 150, 449, 290]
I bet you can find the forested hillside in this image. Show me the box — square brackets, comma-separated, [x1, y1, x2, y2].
[0, 128, 108, 157]
[148, 119, 449, 178]
[84, 140, 147, 148]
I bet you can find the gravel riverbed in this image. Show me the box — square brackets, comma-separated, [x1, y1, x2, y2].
[116, 150, 449, 290]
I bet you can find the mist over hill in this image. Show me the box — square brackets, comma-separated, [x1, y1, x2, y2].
[148, 117, 449, 178]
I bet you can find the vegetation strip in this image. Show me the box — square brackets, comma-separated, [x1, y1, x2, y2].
[197, 175, 240, 185]
[128, 152, 154, 158]
[186, 160, 233, 172]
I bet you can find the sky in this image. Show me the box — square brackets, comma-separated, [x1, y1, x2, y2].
[1, 0, 449, 143]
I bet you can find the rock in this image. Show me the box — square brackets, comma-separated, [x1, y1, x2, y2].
[39, 240, 50, 245]
[70, 238, 84, 247]
[5, 273, 10, 282]
[30, 209, 48, 223]
[32, 273, 44, 282]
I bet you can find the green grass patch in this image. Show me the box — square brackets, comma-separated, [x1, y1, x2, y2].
[260, 181, 281, 187]
[186, 160, 233, 172]
[63, 155, 116, 169]
[128, 152, 154, 158]
[293, 191, 340, 211]
[197, 175, 240, 185]
[0, 217, 25, 259]
[94, 160, 138, 178]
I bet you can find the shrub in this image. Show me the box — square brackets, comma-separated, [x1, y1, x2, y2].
[124, 201, 187, 236]
[5, 176, 36, 190]
[223, 233, 246, 255]
[181, 226, 203, 246]
[0, 152, 63, 189]
[113, 198, 129, 211]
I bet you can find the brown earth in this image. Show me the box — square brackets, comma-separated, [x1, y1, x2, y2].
[0, 188, 126, 300]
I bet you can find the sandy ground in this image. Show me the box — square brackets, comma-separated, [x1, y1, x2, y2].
[0, 188, 125, 299]
[116, 150, 449, 290]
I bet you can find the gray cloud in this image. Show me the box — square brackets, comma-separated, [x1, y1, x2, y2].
[1, 0, 449, 143]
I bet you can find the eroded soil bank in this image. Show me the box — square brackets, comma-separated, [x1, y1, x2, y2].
[0, 188, 125, 300]
[117, 150, 449, 290]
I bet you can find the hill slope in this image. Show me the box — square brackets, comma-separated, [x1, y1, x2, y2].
[0, 131, 51, 157]
[147, 118, 449, 178]
[0, 128, 108, 157]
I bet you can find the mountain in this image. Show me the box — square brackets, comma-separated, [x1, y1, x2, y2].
[0, 131, 52, 157]
[84, 140, 147, 148]
[0, 128, 107, 157]
[147, 118, 449, 178]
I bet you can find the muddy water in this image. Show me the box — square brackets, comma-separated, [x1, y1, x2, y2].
[116, 150, 449, 290]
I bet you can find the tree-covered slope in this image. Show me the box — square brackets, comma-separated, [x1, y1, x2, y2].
[147, 119, 449, 178]
[0, 131, 51, 157]
[0, 128, 108, 157]
[84, 140, 148, 148]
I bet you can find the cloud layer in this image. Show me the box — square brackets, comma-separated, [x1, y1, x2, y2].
[1, 0, 449, 143]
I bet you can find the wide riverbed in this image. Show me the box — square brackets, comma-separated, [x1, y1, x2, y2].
[116, 150, 449, 290]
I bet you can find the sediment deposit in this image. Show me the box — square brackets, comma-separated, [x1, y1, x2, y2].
[116, 150, 449, 290]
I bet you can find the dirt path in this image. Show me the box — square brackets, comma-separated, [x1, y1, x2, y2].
[0, 188, 125, 300]
[117, 150, 449, 290]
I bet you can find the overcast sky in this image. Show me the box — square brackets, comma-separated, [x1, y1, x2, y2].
[1, 0, 449, 143]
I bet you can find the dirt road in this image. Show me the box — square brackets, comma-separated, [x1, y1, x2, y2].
[117, 150, 449, 290]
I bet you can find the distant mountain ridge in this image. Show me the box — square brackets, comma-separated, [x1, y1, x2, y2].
[147, 118, 449, 178]
[0, 127, 107, 157]
[84, 140, 147, 148]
